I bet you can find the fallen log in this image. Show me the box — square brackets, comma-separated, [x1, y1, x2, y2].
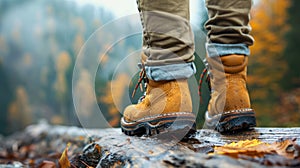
[1, 122, 299, 167]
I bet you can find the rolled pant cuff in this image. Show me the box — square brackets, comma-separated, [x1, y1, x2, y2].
[206, 43, 250, 57]
[145, 62, 196, 81]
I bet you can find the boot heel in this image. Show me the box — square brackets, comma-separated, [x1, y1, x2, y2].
[204, 109, 256, 133]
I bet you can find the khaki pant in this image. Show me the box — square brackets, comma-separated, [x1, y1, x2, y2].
[137, 0, 254, 81]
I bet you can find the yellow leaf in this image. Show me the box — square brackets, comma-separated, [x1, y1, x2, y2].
[59, 143, 71, 168]
[213, 139, 300, 160]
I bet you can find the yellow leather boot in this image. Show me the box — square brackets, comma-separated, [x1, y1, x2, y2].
[121, 73, 196, 136]
[203, 55, 256, 133]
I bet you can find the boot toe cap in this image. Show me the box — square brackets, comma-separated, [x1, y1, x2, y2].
[123, 105, 136, 122]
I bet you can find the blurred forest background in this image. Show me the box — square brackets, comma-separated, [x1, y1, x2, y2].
[0, 0, 299, 136]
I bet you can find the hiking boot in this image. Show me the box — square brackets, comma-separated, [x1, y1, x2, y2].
[203, 54, 256, 133]
[121, 69, 196, 136]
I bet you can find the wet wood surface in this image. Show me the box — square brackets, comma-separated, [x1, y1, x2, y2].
[194, 127, 300, 145]
[1, 123, 300, 167]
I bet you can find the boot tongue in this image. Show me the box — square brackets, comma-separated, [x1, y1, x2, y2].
[148, 79, 168, 87]
[221, 55, 245, 66]
[221, 55, 248, 74]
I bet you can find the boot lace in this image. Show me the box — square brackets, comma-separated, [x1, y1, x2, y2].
[132, 61, 211, 104]
[199, 59, 211, 103]
[132, 63, 148, 103]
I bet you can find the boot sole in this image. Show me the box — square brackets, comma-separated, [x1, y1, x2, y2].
[204, 109, 256, 133]
[121, 112, 196, 137]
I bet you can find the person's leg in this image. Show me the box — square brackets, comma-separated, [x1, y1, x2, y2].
[203, 0, 256, 133]
[205, 0, 254, 57]
[137, 0, 196, 80]
[121, 0, 196, 136]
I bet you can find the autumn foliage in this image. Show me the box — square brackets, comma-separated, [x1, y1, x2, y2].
[248, 0, 300, 126]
